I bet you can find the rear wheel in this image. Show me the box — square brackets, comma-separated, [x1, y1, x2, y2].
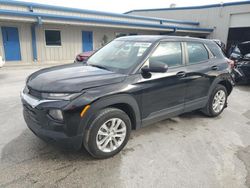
[84, 108, 131, 159]
[202, 84, 228, 117]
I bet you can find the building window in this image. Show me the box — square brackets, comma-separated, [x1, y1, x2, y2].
[45, 30, 61, 46]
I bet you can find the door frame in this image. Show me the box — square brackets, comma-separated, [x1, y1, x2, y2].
[138, 41, 187, 123]
[82, 31, 93, 52]
[1, 26, 21, 61]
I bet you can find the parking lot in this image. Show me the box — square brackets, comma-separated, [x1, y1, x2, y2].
[0, 66, 250, 188]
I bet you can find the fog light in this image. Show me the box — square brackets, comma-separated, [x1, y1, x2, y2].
[48, 109, 63, 121]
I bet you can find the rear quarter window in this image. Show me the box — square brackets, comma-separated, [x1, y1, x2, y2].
[206, 42, 225, 58]
[187, 42, 209, 64]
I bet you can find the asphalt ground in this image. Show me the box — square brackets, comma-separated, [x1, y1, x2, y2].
[0, 67, 250, 188]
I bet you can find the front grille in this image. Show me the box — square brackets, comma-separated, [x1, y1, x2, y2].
[28, 88, 42, 99]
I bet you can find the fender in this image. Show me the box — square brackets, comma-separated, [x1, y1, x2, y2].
[207, 73, 234, 98]
[78, 93, 141, 135]
[79, 94, 141, 150]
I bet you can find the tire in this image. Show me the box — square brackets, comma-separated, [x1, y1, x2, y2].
[84, 108, 131, 159]
[201, 84, 228, 117]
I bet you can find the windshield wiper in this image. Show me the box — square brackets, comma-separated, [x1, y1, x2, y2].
[88, 64, 110, 71]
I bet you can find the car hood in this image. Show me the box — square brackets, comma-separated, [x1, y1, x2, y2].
[27, 64, 126, 92]
[238, 41, 250, 56]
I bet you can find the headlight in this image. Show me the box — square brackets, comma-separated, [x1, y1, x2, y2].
[42, 93, 81, 100]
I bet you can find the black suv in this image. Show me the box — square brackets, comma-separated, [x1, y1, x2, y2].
[229, 41, 250, 83]
[21, 36, 234, 158]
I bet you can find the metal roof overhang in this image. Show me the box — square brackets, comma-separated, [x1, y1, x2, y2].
[125, 1, 250, 14]
[0, 9, 213, 34]
[0, 0, 200, 26]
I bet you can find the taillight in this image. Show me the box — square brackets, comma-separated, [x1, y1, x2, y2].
[77, 55, 84, 61]
[226, 58, 235, 69]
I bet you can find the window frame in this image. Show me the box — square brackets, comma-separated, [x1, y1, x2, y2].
[44, 29, 62, 47]
[141, 41, 185, 70]
[184, 42, 213, 66]
[88, 40, 153, 74]
[115, 32, 127, 38]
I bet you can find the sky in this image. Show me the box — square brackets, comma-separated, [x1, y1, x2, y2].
[17, 0, 248, 13]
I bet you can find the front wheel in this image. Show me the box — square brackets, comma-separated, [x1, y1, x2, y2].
[84, 108, 131, 159]
[202, 84, 228, 117]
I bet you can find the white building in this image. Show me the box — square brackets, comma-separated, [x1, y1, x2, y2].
[125, 1, 250, 48]
[0, 0, 213, 65]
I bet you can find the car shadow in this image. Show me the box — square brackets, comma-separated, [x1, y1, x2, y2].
[130, 110, 215, 140]
[1, 109, 214, 164]
[0, 129, 125, 187]
[1, 129, 93, 167]
[179, 110, 218, 119]
[236, 84, 250, 92]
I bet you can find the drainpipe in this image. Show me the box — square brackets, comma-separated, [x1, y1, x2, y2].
[31, 17, 42, 62]
[31, 24, 37, 62]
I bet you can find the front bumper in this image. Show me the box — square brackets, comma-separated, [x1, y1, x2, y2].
[21, 92, 83, 150]
[233, 62, 250, 83]
[239, 63, 250, 81]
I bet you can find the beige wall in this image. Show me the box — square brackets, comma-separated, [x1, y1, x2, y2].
[0, 22, 33, 64]
[0, 22, 157, 64]
[35, 24, 157, 63]
[0, 2, 211, 65]
[128, 4, 250, 44]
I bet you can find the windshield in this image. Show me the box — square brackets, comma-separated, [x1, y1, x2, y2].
[238, 42, 250, 56]
[87, 40, 152, 74]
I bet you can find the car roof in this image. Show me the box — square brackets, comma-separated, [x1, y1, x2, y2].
[116, 35, 211, 43]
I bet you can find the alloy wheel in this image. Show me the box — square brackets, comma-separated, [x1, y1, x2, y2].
[212, 90, 226, 113]
[96, 118, 127, 153]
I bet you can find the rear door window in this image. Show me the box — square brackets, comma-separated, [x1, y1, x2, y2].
[187, 42, 209, 64]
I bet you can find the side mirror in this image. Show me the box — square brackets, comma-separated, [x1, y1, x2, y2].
[142, 60, 168, 73]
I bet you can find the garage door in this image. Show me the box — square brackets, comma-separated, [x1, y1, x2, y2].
[227, 27, 250, 53]
[230, 13, 250, 28]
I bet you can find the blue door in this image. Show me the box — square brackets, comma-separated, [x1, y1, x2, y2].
[82, 31, 93, 52]
[1, 27, 21, 61]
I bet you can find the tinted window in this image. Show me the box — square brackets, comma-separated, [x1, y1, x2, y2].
[187, 42, 209, 64]
[88, 40, 152, 74]
[230, 46, 242, 59]
[150, 42, 182, 67]
[45, 30, 61, 46]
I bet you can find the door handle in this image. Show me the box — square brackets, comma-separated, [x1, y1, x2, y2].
[176, 71, 186, 78]
[211, 65, 218, 70]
